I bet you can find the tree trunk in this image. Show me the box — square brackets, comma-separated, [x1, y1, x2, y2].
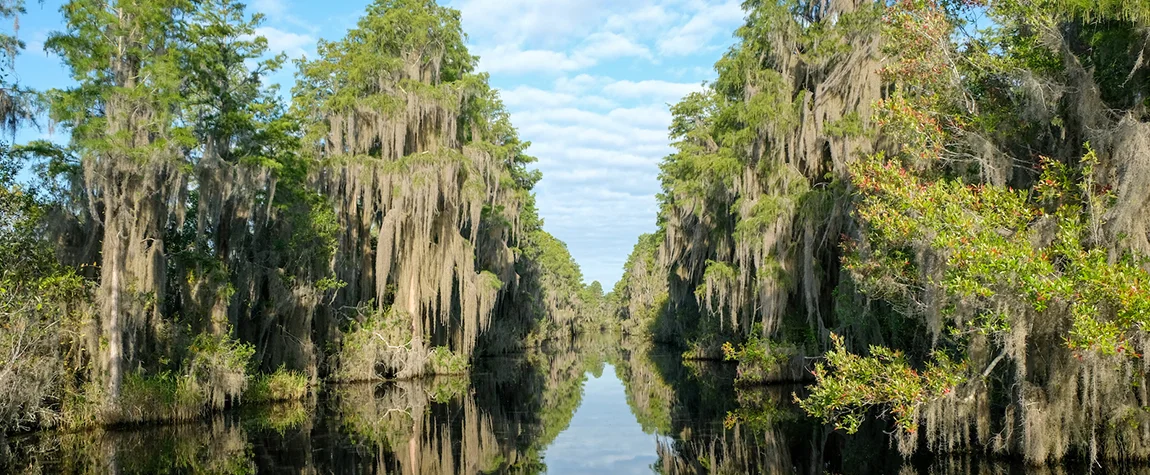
[103, 217, 124, 400]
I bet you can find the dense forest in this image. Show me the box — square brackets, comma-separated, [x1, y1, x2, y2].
[613, 0, 1150, 466]
[7, 0, 1150, 470]
[0, 0, 611, 433]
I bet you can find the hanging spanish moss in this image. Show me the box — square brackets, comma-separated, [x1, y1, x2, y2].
[615, 0, 1150, 467]
[0, 0, 592, 433]
[645, 0, 883, 358]
[294, 0, 537, 378]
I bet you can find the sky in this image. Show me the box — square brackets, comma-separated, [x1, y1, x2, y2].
[10, 0, 745, 287]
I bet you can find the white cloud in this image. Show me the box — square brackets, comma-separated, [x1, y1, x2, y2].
[575, 32, 652, 61]
[535, 148, 660, 169]
[519, 123, 642, 149]
[447, 0, 745, 284]
[604, 4, 677, 36]
[513, 105, 672, 138]
[252, 26, 314, 59]
[249, 0, 321, 36]
[252, 0, 288, 19]
[580, 95, 619, 109]
[20, 28, 52, 55]
[454, 0, 614, 46]
[479, 32, 652, 75]
[505, 95, 677, 284]
[602, 79, 703, 103]
[657, 0, 744, 56]
[501, 86, 578, 109]
[478, 45, 594, 74]
[554, 74, 606, 93]
[500, 86, 616, 110]
[607, 105, 673, 129]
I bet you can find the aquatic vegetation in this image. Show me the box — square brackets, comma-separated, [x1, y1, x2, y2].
[244, 367, 309, 404]
[3, 420, 257, 475]
[7, 333, 1139, 474]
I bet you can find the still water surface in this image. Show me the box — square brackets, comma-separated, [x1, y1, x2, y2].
[541, 363, 659, 474]
[0, 338, 1130, 474]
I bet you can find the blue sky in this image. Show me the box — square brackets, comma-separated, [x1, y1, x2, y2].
[11, 0, 745, 287]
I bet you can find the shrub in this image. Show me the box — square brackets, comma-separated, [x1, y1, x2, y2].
[185, 331, 256, 410]
[797, 334, 966, 434]
[426, 347, 468, 375]
[245, 367, 309, 404]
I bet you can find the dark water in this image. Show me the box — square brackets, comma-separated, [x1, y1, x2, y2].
[0, 337, 1134, 474]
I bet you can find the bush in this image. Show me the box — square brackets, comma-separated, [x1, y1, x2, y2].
[426, 347, 468, 375]
[722, 325, 803, 384]
[60, 330, 257, 427]
[0, 157, 89, 432]
[797, 334, 965, 434]
[245, 367, 309, 404]
[185, 331, 256, 410]
[116, 371, 204, 423]
[0, 300, 64, 432]
[333, 307, 413, 381]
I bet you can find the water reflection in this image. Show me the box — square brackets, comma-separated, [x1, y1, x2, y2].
[542, 363, 658, 474]
[612, 339, 822, 474]
[3, 335, 1145, 474]
[1, 418, 257, 474]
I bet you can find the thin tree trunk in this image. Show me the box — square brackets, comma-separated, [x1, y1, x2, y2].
[105, 222, 123, 399]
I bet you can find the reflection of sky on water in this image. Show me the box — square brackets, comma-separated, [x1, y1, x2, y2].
[541, 363, 661, 474]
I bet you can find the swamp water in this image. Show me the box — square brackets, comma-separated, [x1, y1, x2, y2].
[0, 337, 1133, 474]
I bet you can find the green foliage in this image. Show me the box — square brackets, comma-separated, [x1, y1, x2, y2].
[517, 228, 609, 340]
[333, 307, 409, 381]
[59, 329, 258, 427]
[0, 105, 88, 431]
[46, 0, 197, 156]
[798, 334, 966, 434]
[721, 324, 798, 384]
[613, 233, 661, 298]
[640, 0, 1150, 462]
[293, 0, 476, 147]
[614, 233, 672, 339]
[244, 400, 310, 434]
[524, 230, 584, 288]
[427, 347, 469, 375]
[0, 0, 578, 436]
[187, 331, 256, 377]
[848, 148, 1150, 357]
[722, 389, 792, 433]
[116, 371, 207, 423]
[244, 367, 309, 404]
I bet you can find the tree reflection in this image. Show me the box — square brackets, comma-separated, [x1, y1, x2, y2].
[2, 418, 256, 474]
[5, 332, 1136, 474]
